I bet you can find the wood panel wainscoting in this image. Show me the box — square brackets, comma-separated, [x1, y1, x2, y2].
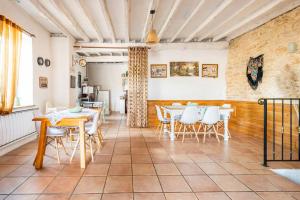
[148, 100, 299, 153]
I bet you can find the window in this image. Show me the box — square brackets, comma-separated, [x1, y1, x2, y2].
[14, 33, 33, 107]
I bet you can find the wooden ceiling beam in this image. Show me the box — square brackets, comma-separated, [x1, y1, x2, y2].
[78, 0, 104, 42]
[49, 0, 90, 42]
[86, 56, 128, 63]
[170, 0, 205, 42]
[74, 47, 128, 53]
[123, 0, 130, 42]
[198, 0, 256, 42]
[213, 0, 282, 41]
[29, 0, 73, 38]
[158, 0, 181, 39]
[98, 0, 116, 43]
[185, 0, 233, 42]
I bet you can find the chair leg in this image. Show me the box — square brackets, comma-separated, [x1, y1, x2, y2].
[59, 137, 69, 156]
[97, 130, 103, 148]
[176, 123, 182, 138]
[89, 137, 94, 162]
[192, 125, 199, 143]
[197, 123, 202, 133]
[70, 137, 80, 163]
[213, 125, 220, 143]
[182, 125, 186, 143]
[54, 137, 60, 164]
[159, 122, 163, 140]
[156, 123, 161, 135]
[203, 125, 207, 143]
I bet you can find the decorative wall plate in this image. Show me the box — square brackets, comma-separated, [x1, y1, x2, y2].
[37, 57, 44, 66]
[45, 59, 51, 67]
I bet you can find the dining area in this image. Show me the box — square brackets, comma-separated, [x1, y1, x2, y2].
[32, 107, 105, 169]
[155, 103, 233, 143]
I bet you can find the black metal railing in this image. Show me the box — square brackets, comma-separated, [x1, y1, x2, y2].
[258, 98, 300, 166]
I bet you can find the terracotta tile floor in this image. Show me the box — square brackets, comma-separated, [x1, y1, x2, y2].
[1, 113, 300, 200]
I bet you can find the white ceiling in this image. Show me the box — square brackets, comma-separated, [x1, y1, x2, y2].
[15, 0, 300, 43]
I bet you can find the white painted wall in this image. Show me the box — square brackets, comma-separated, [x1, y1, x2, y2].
[87, 63, 127, 112]
[148, 48, 228, 100]
[0, 0, 53, 112]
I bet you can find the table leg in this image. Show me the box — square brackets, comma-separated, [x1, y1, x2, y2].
[79, 121, 86, 168]
[163, 109, 167, 134]
[170, 114, 175, 141]
[223, 117, 229, 141]
[34, 121, 48, 169]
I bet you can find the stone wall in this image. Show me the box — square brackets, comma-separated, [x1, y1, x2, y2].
[226, 7, 300, 101]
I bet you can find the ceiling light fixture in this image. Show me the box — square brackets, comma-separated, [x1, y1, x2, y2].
[146, 10, 159, 44]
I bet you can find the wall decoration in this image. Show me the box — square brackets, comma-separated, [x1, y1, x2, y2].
[170, 62, 199, 76]
[150, 64, 167, 78]
[45, 59, 51, 67]
[246, 54, 263, 90]
[79, 58, 86, 67]
[202, 64, 218, 78]
[37, 57, 44, 66]
[39, 77, 48, 88]
[70, 75, 76, 88]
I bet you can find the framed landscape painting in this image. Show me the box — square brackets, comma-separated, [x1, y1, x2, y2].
[202, 64, 218, 78]
[170, 62, 199, 77]
[150, 64, 167, 78]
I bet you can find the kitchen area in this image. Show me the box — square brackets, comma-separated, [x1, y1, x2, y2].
[79, 62, 128, 117]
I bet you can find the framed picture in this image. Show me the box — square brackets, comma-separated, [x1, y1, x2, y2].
[150, 64, 167, 78]
[70, 75, 76, 88]
[170, 62, 199, 76]
[202, 64, 218, 78]
[39, 77, 48, 88]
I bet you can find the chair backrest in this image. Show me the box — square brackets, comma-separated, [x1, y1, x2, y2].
[187, 102, 198, 106]
[201, 106, 220, 125]
[155, 105, 164, 122]
[172, 102, 182, 106]
[222, 104, 231, 108]
[88, 109, 101, 134]
[180, 106, 199, 124]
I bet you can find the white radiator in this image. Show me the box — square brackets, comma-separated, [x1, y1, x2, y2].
[0, 106, 38, 155]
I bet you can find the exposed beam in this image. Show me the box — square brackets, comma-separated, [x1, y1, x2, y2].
[29, 0, 73, 38]
[141, 0, 160, 42]
[158, 0, 181, 39]
[170, 0, 205, 42]
[98, 0, 116, 43]
[123, 0, 130, 42]
[78, 0, 104, 42]
[213, 0, 282, 41]
[74, 41, 229, 50]
[49, 0, 89, 42]
[198, 0, 256, 42]
[74, 47, 128, 53]
[86, 56, 128, 63]
[185, 0, 233, 42]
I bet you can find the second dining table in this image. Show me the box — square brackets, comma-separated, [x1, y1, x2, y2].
[32, 108, 98, 169]
[162, 105, 234, 141]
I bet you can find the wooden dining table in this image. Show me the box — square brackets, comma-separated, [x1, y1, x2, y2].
[32, 109, 96, 170]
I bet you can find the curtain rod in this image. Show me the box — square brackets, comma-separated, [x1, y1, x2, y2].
[22, 28, 36, 38]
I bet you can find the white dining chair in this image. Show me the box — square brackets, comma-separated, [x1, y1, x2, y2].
[70, 109, 102, 163]
[172, 102, 182, 106]
[177, 106, 200, 143]
[35, 116, 68, 164]
[172, 102, 182, 131]
[199, 106, 223, 143]
[155, 105, 170, 139]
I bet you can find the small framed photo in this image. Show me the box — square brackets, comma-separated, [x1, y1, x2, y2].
[202, 64, 218, 78]
[150, 64, 167, 78]
[39, 77, 48, 88]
